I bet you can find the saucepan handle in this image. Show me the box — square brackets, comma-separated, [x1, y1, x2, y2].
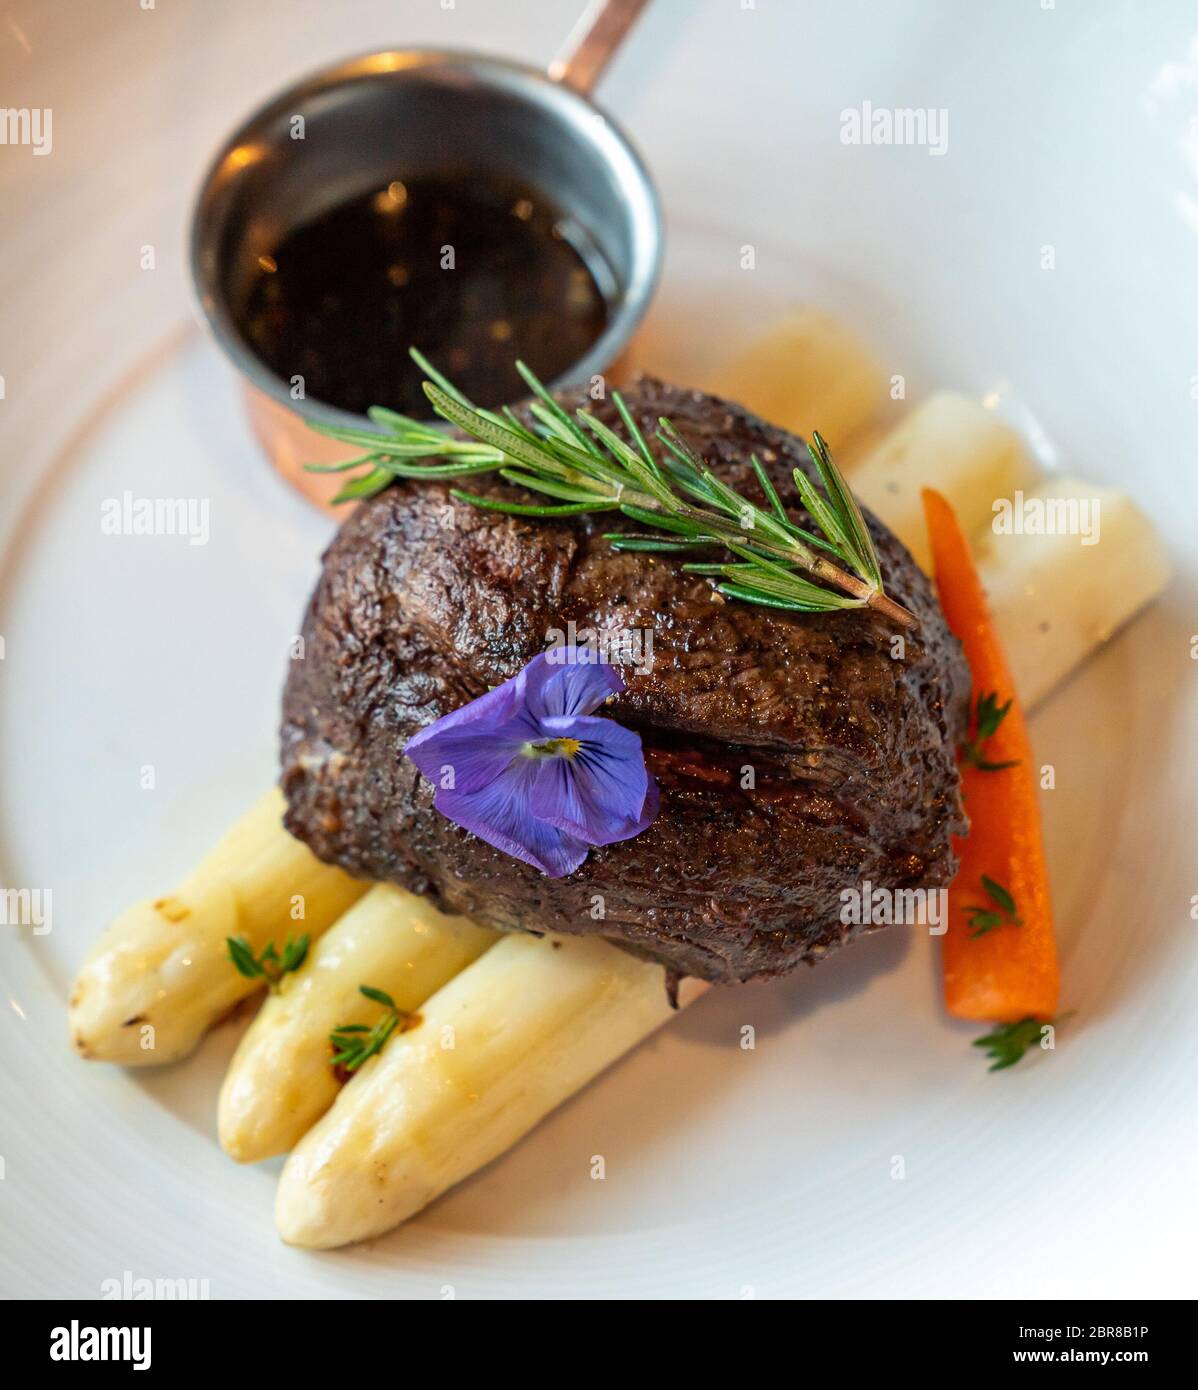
[548, 0, 652, 95]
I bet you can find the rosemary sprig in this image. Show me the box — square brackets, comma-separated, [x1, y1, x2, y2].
[961, 691, 1018, 771]
[309, 350, 918, 629]
[973, 1014, 1072, 1071]
[964, 876, 1022, 938]
[226, 934, 309, 992]
[328, 985, 408, 1073]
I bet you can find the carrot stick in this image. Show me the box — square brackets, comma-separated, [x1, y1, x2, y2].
[922, 488, 1060, 1022]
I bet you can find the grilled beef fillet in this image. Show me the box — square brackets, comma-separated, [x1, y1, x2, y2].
[281, 378, 970, 984]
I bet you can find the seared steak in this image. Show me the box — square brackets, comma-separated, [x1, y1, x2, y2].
[281, 378, 970, 984]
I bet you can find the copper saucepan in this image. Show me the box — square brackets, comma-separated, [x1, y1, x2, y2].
[189, 3, 662, 511]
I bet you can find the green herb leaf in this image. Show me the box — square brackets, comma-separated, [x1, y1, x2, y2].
[304, 452, 386, 475]
[980, 875, 1017, 916]
[807, 430, 883, 588]
[716, 580, 848, 613]
[611, 390, 657, 474]
[604, 533, 717, 554]
[973, 1014, 1071, 1071]
[961, 691, 1019, 771]
[279, 935, 311, 974]
[329, 984, 408, 1073]
[750, 454, 788, 523]
[449, 488, 617, 518]
[496, 470, 609, 503]
[332, 467, 396, 504]
[409, 346, 476, 409]
[226, 933, 309, 991]
[226, 936, 262, 981]
[516, 359, 590, 451]
[965, 876, 1023, 938]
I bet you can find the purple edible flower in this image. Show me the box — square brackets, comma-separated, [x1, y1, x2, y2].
[404, 647, 659, 878]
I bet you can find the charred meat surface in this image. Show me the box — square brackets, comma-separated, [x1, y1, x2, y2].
[281, 378, 970, 984]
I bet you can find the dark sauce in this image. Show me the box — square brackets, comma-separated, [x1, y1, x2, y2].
[241, 175, 611, 417]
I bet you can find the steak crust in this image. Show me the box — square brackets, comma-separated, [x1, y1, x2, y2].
[280, 378, 970, 984]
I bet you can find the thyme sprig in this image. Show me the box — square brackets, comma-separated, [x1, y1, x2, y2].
[329, 985, 408, 1074]
[309, 350, 918, 628]
[226, 933, 309, 992]
[961, 691, 1018, 772]
[965, 876, 1022, 938]
[973, 1014, 1072, 1071]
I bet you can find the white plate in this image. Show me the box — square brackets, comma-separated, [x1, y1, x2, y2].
[2, 0, 1196, 1299]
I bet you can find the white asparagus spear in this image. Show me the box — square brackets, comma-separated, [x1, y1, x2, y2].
[219, 884, 495, 1162]
[849, 391, 1040, 572]
[276, 933, 708, 1248]
[70, 788, 366, 1066]
[975, 475, 1171, 709]
[713, 307, 889, 452]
